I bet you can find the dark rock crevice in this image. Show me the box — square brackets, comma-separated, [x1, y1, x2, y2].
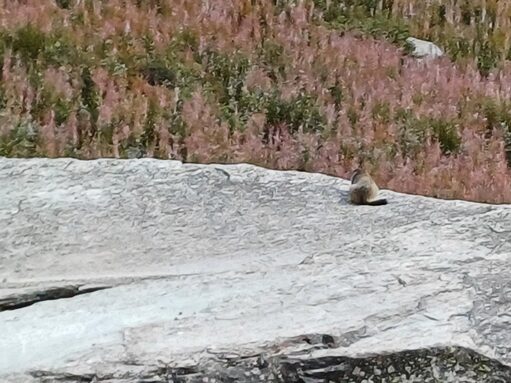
[0, 285, 111, 312]
[26, 345, 511, 383]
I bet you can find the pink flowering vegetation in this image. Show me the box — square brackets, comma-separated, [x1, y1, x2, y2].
[0, 0, 511, 203]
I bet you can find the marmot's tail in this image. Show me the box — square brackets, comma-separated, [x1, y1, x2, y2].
[366, 198, 388, 206]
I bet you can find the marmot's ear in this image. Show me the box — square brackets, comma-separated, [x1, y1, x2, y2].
[350, 168, 361, 183]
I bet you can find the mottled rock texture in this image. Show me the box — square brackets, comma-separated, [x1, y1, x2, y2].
[0, 158, 510, 382]
[406, 37, 444, 59]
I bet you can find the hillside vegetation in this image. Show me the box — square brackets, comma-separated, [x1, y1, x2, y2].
[1, 0, 511, 202]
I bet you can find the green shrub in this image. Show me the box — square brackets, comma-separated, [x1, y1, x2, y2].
[3, 25, 47, 62]
[218, 87, 326, 136]
[305, 0, 411, 45]
[266, 91, 326, 134]
[140, 61, 176, 87]
[78, 66, 99, 146]
[201, 50, 251, 104]
[0, 118, 39, 157]
[0, 25, 80, 68]
[372, 100, 391, 124]
[395, 108, 461, 156]
[327, 78, 344, 112]
[478, 98, 511, 165]
[43, 36, 81, 67]
[139, 98, 158, 151]
[55, 0, 73, 9]
[258, 40, 287, 81]
[428, 118, 461, 154]
[0, 86, 6, 111]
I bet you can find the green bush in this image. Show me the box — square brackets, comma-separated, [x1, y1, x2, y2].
[266, 91, 326, 134]
[55, 0, 73, 9]
[395, 108, 461, 156]
[80, 67, 99, 124]
[140, 61, 177, 87]
[0, 118, 39, 157]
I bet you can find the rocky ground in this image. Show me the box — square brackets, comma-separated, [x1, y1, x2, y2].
[1, 158, 510, 382]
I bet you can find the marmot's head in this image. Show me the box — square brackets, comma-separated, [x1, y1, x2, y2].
[350, 168, 365, 184]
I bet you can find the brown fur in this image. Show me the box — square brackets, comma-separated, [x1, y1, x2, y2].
[349, 169, 387, 206]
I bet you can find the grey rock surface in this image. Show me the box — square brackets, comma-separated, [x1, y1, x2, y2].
[0, 157, 511, 382]
[406, 37, 444, 59]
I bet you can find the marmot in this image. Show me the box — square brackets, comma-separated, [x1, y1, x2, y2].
[349, 169, 387, 206]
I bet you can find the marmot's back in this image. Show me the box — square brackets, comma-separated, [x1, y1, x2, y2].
[349, 183, 372, 204]
[349, 169, 387, 206]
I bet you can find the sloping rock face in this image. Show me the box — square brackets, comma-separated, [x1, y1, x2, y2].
[0, 157, 510, 382]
